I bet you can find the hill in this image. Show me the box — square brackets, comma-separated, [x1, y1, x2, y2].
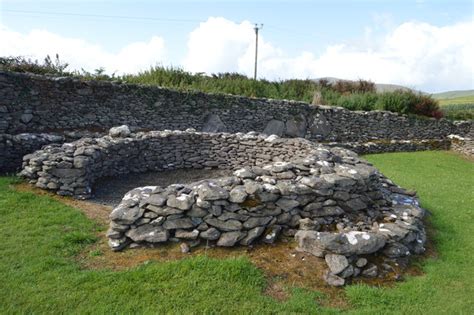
[314, 77, 419, 93]
[432, 90, 474, 100]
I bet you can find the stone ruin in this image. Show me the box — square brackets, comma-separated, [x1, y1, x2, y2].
[4, 69, 471, 287]
[20, 127, 427, 286]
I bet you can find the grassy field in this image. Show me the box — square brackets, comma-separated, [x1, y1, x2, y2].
[1, 151, 473, 314]
[437, 95, 474, 106]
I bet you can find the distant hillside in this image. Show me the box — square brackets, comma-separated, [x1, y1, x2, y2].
[313, 77, 419, 93]
[432, 90, 474, 100]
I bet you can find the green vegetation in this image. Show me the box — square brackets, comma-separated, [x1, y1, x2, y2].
[1, 55, 443, 118]
[1, 151, 473, 313]
[432, 90, 474, 100]
[433, 95, 474, 120]
[439, 103, 474, 120]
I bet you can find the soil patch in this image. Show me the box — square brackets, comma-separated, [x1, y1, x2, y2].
[91, 168, 232, 207]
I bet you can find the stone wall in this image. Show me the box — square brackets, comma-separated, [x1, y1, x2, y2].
[1, 71, 470, 142]
[0, 133, 64, 173]
[448, 132, 474, 158]
[100, 131, 427, 285]
[20, 129, 316, 198]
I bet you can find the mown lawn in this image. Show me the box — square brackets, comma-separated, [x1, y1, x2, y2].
[0, 151, 473, 314]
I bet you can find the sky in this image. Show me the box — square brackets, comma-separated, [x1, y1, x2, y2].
[0, 0, 473, 93]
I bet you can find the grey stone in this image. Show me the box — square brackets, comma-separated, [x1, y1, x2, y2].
[109, 205, 144, 225]
[21, 113, 34, 124]
[310, 113, 331, 138]
[145, 194, 167, 206]
[233, 168, 256, 179]
[244, 181, 262, 195]
[166, 194, 194, 210]
[109, 125, 131, 137]
[163, 218, 195, 230]
[342, 198, 367, 211]
[262, 225, 282, 244]
[217, 231, 245, 246]
[205, 218, 243, 231]
[243, 216, 273, 229]
[202, 114, 226, 132]
[361, 264, 378, 278]
[323, 271, 345, 287]
[186, 205, 208, 217]
[263, 119, 285, 136]
[175, 229, 200, 240]
[312, 206, 345, 217]
[339, 265, 354, 278]
[298, 218, 316, 230]
[276, 198, 299, 211]
[180, 242, 190, 253]
[197, 182, 229, 200]
[295, 230, 386, 257]
[200, 227, 221, 240]
[125, 224, 169, 243]
[229, 185, 248, 203]
[355, 257, 368, 268]
[146, 205, 183, 216]
[325, 254, 349, 274]
[240, 226, 265, 245]
[383, 243, 410, 258]
[285, 116, 307, 138]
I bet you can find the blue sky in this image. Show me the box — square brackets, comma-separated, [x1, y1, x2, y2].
[1, 0, 473, 92]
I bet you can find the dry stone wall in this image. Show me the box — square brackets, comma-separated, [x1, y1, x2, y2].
[19, 127, 429, 286]
[1, 70, 470, 141]
[20, 129, 315, 199]
[0, 133, 64, 173]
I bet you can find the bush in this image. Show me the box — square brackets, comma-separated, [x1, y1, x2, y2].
[0, 55, 70, 76]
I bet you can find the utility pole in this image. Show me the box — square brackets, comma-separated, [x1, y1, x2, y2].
[253, 23, 263, 80]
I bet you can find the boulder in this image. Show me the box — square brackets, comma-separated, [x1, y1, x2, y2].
[285, 115, 307, 138]
[262, 119, 285, 136]
[202, 114, 226, 132]
[310, 113, 331, 138]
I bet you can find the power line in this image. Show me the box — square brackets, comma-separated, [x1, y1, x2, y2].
[2, 9, 203, 23]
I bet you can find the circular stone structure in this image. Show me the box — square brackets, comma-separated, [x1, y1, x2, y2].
[20, 127, 428, 286]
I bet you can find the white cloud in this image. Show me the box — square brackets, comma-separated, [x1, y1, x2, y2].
[183, 18, 474, 92]
[1, 18, 473, 92]
[0, 25, 166, 74]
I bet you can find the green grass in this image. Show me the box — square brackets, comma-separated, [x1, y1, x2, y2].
[437, 95, 474, 106]
[432, 90, 474, 101]
[1, 151, 473, 313]
[435, 94, 474, 120]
